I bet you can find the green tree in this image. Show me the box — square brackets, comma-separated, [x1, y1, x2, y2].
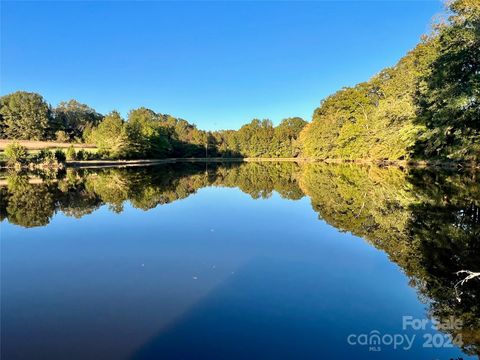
[125, 107, 172, 158]
[5, 174, 55, 227]
[66, 145, 76, 160]
[415, 0, 480, 161]
[89, 111, 128, 158]
[273, 117, 307, 157]
[0, 91, 52, 140]
[232, 119, 275, 157]
[53, 99, 103, 141]
[4, 141, 28, 166]
[300, 38, 438, 160]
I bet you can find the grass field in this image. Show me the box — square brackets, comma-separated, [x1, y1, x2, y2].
[0, 140, 98, 161]
[0, 139, 96, 150]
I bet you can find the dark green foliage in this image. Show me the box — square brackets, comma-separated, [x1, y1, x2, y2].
[160, 116, 211, 157]
[406, 169, 480, 355]
[36, 149, 55, 162]
[124, 108, 172, 158]
[75, 150, 86, 160]
[415, 0, 480, 161]
[0, 92, 52, 140]
[4, 174, 55, 227]
[34, 149, 66, 167]
[88, 108, 227, 159]
[53, 99, 103, 141]
[54, 149, 66, 162]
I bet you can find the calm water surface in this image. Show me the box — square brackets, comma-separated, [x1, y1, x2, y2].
[1, 162, 479, 359]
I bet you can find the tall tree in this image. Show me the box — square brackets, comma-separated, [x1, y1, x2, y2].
[89, 111, 128, 158]
[416, 0, 480, 161]
[0, 91, 51, 140]
[54, 99, 103, 141]
[273, 117, 307, 157]
[125, 107, 172, 158]
[299, 37, 438, 160]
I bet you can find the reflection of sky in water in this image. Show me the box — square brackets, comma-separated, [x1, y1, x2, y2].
[1, 186, 474, 359]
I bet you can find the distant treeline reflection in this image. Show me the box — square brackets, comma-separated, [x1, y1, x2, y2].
[1, 162, 479, 355]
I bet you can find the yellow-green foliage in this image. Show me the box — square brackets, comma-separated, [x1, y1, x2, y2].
[212, 118, 307, 158]
[300, 40, 438, 160]
[301, 0, 479, 162]
[212, 162, 304, 199]
[298, 163, 415, 253]
[4, 141, 28, 165]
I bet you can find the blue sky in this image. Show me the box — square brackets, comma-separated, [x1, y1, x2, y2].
[1, 1, 443, 130]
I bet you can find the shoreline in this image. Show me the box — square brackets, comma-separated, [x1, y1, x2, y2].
[1, 157, 478, 170]
[66, 157, 480, 170]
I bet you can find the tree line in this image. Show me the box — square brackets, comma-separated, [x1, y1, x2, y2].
[300, 0, 479, 162]
[0, 93, 307, 160]
[0, 0, 478, 162]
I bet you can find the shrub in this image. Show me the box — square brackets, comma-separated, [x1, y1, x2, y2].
[55, 130, 70, 142]
[97, 150, 110, 159]
[4, 142, 28, 165]
[36, 149, 56, 164]
[76, 150, 85, 160]
[35, 149, 65, 167]
[66, 146, 76, 161]
[37, 149, 53, 160]
[54, 149, 66, 162]
[83, 151, 96, 160]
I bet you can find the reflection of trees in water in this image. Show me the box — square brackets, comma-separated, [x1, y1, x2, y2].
[212, 162, 304, 200]
[1, 174, 55, 227]
[406, 170, 480, 356]
[57, 170, 102, 218]
[0, 162, 304, 226]
[299, 164, 413, 253]
[1, 163, 478, 355]
[299, 165, 480, 356]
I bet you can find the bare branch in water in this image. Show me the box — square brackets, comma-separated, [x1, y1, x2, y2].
[454, 270, 480, 302]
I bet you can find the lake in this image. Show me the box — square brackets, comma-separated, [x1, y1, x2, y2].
[1, 162, 479, 359]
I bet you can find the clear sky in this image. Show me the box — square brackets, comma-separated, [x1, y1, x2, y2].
[1, 1, 443, 130]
